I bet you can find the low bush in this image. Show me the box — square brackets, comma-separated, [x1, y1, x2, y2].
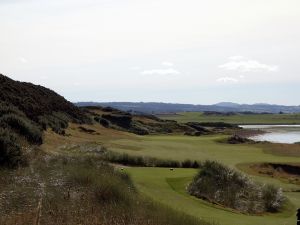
[102, 114, 132, 128]
[104, 151, 201, 168]
[188, 160, 285, 214]
[197, 122, 238, 128]
[0, 128, 24, 168]
[38, 112, 70, 134]
[94, 116, 110, 128]
[0, 114, 42, 144]
[227, 135, 253, 144]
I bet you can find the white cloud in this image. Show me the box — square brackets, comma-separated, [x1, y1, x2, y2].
[19, 57, 28, 63]
[130, 66, 141, 71]
[219, 57, 278, 72]
[161, 61, 174, 67]
[217, 77, 238, 83]
[141, 68, 180, 75]
[228, 55, 244, 61]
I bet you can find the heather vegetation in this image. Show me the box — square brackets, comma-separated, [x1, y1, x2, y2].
[188, 161, 286, 214]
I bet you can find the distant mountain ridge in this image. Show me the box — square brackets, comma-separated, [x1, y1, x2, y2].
[76, 102, 300, 114]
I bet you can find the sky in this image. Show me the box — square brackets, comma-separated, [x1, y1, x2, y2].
[1, 0, 300, 105]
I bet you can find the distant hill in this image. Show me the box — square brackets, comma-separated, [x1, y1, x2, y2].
[76, 102, 300, 114]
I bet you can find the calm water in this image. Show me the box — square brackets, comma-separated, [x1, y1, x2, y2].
[240, 125, 300, 144]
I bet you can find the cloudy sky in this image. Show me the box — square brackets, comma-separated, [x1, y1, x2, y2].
[1, 0, 300, 105]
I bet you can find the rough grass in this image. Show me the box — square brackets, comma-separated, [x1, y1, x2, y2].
[0, 153, 211, 225]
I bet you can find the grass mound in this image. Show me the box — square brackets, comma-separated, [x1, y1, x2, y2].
[188, 161, 286, 214]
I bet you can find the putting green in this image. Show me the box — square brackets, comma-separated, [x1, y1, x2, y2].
[127, 167, 299, 225]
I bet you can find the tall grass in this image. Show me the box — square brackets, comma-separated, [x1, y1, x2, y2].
[0, 155, 212, 225]
[104, 150, 201, 168]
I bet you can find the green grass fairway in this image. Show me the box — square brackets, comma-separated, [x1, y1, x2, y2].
[106, 135, 300, 166]
[158, 112, 300, 124]
[107, 134, 300, 225]
[127, 167, 299, 225]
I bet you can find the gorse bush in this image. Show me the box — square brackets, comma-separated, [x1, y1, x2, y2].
[94, 116, 110, 128]
[0, 128, 24, 168]
[188, 160, 285, 214]
[0, 101, 26, 118]
[39, 112, 70, 134]
[104, 150, 201, 168]
[0, 114, 42, 144]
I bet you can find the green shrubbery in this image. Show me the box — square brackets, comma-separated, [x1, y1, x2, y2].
[104, 150, 201, 168]
[188, 161, 285, 214]
[0, 128, 24, 168]
[0, 102, 42, 168]
[38, 112, 70, 134]
[0, 114, 42, 144]
[94, 116, 110, 128]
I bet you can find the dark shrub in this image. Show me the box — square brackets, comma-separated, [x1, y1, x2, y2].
[94, 116, 110, 128]
[186, 122, 210, 133]
[182, 159, 193, 168]
[102, 114, 132, 128]
[197, 122, 238, 128]
[38, 112, 70, 134]
[0, 114, 42, 144]
[0, 101, 25, 118]
[227, 135, 253, 144]
[0, 128, 24, 168]
[192, 160, 200, 168]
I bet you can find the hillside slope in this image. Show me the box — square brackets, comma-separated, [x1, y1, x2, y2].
[0, 74, 89, 167]
[0, 74, 87, 123]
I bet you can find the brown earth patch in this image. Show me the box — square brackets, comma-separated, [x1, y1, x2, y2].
[262, 143, 300, 157]
[238, 162, 300, 185]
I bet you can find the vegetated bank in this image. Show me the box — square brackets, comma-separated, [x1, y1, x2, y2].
[0, 74, 89, 168]
[188, 161, 286, 214]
